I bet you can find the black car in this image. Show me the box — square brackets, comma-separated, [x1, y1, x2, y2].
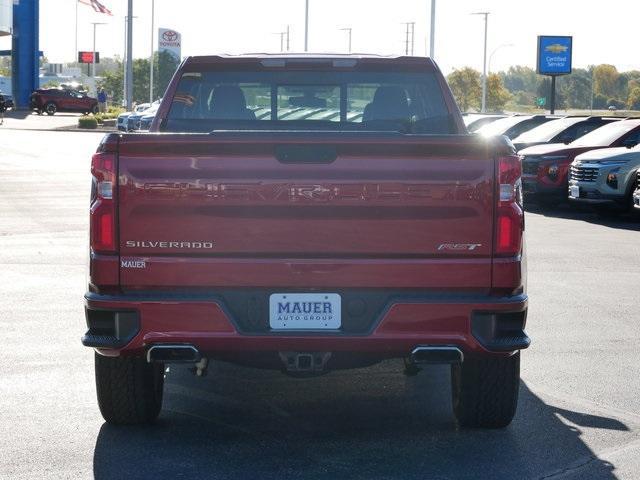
[0, 92, 13, 110]
[512, 116, 621, 152]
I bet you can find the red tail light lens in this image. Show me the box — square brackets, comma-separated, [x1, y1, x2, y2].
[90, 151, 117, 254]
[495, 156, 524, 256]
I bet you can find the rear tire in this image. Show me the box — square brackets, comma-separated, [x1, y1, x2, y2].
[44, 102, 57, 116]
[451, 352, 520, 428]
[95, 353, 164, 425]
[91, 104, 100, 115]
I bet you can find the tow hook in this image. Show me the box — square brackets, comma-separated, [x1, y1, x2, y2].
[190, 357, 209, 377]
[279, 351, 332, 374]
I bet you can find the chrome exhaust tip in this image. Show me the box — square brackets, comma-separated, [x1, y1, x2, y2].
[146, 344, 201, 363]
[410, 345, 464, 365]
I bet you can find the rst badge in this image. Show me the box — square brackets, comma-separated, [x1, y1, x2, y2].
[437, 243, 483, 251]
[269, 293, 341, 330]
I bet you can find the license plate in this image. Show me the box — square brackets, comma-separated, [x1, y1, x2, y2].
[269, 293, 341, 330]
[569, 185, 580, 198]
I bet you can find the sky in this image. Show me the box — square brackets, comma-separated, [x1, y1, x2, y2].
[1, 0, 640, 74]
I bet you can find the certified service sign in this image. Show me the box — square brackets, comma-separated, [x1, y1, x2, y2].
[537, 36, 572, 76]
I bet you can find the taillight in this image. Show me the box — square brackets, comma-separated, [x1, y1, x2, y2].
[90, 137, 118, 254]
[495, 156, 524, 256]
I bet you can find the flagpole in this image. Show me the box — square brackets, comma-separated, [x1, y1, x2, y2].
[75, 0, 78, 63]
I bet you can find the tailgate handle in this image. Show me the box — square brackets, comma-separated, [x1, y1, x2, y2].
[275, 145, 337, 164]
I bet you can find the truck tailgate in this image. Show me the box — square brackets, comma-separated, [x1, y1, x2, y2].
[117, 133, 498, 289]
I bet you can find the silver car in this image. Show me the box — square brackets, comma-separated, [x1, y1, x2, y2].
[569, 145, 640, 212]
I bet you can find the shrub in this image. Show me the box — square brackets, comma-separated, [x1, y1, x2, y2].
[78, 116, 98, 129]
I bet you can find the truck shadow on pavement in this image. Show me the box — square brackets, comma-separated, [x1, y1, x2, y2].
[93, 360, 625, 480]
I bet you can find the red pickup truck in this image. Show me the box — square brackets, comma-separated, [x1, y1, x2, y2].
[84, 54, 529, 428]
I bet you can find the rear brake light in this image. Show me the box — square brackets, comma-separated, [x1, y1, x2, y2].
[495, 156, 524, 256]
[90, 150, 117, 254]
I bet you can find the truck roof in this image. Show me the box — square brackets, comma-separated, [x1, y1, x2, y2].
[183, 54, 438, 71]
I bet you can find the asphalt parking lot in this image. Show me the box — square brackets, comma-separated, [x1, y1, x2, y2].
[1, 129, 639, 479]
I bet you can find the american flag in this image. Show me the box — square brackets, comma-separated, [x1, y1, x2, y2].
[78, 0, 113, 16]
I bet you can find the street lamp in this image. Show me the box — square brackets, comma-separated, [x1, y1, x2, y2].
[471, 12, 489, 112]
[90, 22, 107, 79]
[126, 0, 134, 110]
[339, 27, 352, 53]
[429, 0, 436, 59]
[149, 0, 155, 104]
[304, 0, 309, 51]
[488, 43, 514, 74]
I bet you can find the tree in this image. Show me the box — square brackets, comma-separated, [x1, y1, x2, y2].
[558, 69, 592, 109]
[628, 86, 640, 110]
[98, 51, 180, 106]
[155, 51, 180, 100]
[537, 77, 566, 109]
[593, 64, 619, 100]
[501, 66, 537, 94]
[447, 67, 481, 111]
[486, 73, 511, 112]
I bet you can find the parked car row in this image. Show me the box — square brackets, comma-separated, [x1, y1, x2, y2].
[117, 100, 160, 132]
[470, 112, 640, 215]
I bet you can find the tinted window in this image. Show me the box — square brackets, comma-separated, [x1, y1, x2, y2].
[164, 70, 453, 134]
[571, 121, 640, 147]
[505, 117, 553, 139]
[514, 117, 587, 143]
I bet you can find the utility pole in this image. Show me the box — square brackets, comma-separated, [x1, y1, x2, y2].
[91, 22, 106, 80]
[429, 0, 436, 59]
[304, 0, 309, 51]
[150, 0, 155, 104]
[339, 27, 352, 53]
[411, 22, 415, 55]
[275, 31, 286, 52]
[286, 25, 290, 51]
[403, 22, 415, 55]
[123, 16, 127, 106]
[126, 0, 133, 109]
[472, 12, 489, 112]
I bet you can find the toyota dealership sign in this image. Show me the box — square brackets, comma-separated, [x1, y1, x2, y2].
[158, 28, 182, 61]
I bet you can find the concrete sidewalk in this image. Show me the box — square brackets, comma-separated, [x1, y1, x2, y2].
[0, 109, 81, 130]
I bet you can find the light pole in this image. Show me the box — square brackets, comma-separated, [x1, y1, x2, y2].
[91, 22, 106, 80]
[274, 30, 288, 52]
[472, 12, 489, 112]
[488, 43, 514, 74]
[304, 0, 309, 51]
[149, 0, 155, 104]
[339, 27, 352, 53]
[126, 0, 133, 110]
[429, 0, 436, 59]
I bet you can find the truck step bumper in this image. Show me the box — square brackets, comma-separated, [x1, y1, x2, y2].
[83, 291, 529, 357]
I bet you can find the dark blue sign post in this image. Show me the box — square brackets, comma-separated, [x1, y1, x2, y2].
[537, 36, 572, 114]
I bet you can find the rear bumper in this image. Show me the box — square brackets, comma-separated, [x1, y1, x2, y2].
[83, 291, 529, 358]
